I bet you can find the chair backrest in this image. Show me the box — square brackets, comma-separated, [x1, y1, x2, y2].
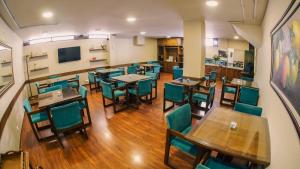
[173, 68, 183, 79]
[88, 72, 96, 83]
[132, 63, 140, 67]
[241, 76, 254, 82]
[117, 67, 125, 74]
[23, 98, 32, 113]
[79, 86, 87, 99]
[48, 75, 60, 79]
[137, 79, 152, 96]
[96, 67, 105, 71]
[35, 82, 40, 88]
[153, 65, 161, 73]
[164, 83, 185, 103]
[208, 83, 216, 102]
[127, 66, 137, 74]
[234, 102, 262, 116]
[145, 72, 158, 80]
[50, 101, 82, 129]
[75, 74, 80, 80]
[239, 86, 259, 106]
[100, 81, 113, 99]
[209, 71, 217, 81]
[44, 85, 62, 93]
[53, 80, 68, 89]
[109, 72, 123, 78]
[165, 104, 192, 132]
[173, 66, 179, 70]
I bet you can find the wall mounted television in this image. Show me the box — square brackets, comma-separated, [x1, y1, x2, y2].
[58, 46, 81, 63]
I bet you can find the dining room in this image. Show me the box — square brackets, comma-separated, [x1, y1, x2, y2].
[0, 0, 299, 169]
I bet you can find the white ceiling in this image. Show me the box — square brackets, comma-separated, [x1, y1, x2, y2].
[1, 0, 268, 41]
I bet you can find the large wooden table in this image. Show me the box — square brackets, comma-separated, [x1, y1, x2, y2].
[111, 74, 150, 84]
[37, 88, 92, 126]
[187, 107, 270, 167]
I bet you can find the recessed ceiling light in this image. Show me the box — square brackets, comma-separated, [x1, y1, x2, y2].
[234, 35, 239, 39]
[206, 0, 218, 7]
[42, 11, 53, 18]
[140, 31, 146, 35]
[127, 17, 136, 23]
[166, 36, 171, 38]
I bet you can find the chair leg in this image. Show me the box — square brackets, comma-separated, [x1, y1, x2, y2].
[112, 99, 117, 113]
[30, 121, 41, 141]
[164, 130, 171, 165]
[149, 92, 152, 104]
[82, 127, 88, 139]
[54, 131, 64, 148]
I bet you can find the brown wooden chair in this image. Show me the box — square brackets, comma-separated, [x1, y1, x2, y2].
[220, 76, 238, 106]
[192, 83, 216, 114]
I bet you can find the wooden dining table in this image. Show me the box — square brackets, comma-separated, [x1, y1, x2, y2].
[37, 87, 92, 126]
[186, 107, 271, 167]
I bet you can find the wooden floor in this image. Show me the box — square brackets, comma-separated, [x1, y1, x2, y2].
[20, 73, 224, 169]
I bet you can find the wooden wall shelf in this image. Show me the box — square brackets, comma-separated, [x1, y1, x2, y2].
[1, 61, 11, 65]
[89, 48, 107, 52]
[29, 54, 48, 59]
[1, 74, 12, 78]
[30, 67, 49, 72]
[89, 59, 107, 62]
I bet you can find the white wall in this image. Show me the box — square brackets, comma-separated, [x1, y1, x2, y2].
[256, 0, 300, 168]
[109, 36, 157, 66]
[0, 17, 26, 153]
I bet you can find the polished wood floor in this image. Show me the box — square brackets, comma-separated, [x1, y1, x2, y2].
[21, 73, 224, 169]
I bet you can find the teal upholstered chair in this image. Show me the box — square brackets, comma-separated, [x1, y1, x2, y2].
[23, 98, 49, 141]
[88, 72, 101, 91]
[145, 72, 158, 99]
[96, 67, 105, 71]
[127, 66, 137, 74]
[68, 74, 80, 90]
[53, 80, 69, 89]
[153, 65, 161, 79]
[163, 83, 188, 112]
[192, 83, 216, 114]
[35, 82, 47, 94]
[234, 102, 262, 116]
[205, 71, 217, 84]
[100, 80, 127, 113]
[220, 76, 238, 106]
[79, 86, 92, 124]
[173, 68, 183, 80]
[173, 66, 179, 70]
[196, 157, 246, 169]
[48, 75, 61, 79]
[44, 85, 62, 93]
[241, 76, 254, 82]
[238, 86, 259, 106]
[49, 101, 88, 148]
[109, 71, 126, 88]
[164, 104, 203, 167]
[129, 78, 153, 104]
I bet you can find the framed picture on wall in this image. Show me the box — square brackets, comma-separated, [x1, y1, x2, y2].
[271, 0, 300, 137]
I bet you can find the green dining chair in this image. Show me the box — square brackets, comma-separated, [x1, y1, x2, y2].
[206, 71, 217, 83]
[48, 75, 61, 79]
[35, 82, 47, 94]
[163, 83, 188, 112]
[109, 71, 126, 88]
[196, 157, 246, 169]
[153, 65, 161, 79]
[53, 80, 69, 89]
[164, 104, 203, 168]
[173, 68, 183, 80]
[100, 80, 127, 113]
[129, 78, 153, 104]
[49, 101, 88, 148]
[68, 74, 80, 90]
[220, 76, 238, 106]
[23, 98, 49, 141]
[44, 85, 62, 93]
[127, 66, 138, 74]
[238, 86, 259, 106]
[145, 72, 158, 99]
[79, 86, 92, 124]
[234, 102, 262, 116]
[173, 66, 179, 70]
[192, 83, 216, 114]
[88, 72, 102, 91]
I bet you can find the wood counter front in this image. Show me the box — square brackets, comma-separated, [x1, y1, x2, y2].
[205, 65, 242, 81]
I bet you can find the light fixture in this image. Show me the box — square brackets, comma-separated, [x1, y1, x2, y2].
[166, 36, 171, 38]
[42, 11, 53, 18]
[127, 17, 136, 23]
[206, 0, 218, 7]
[0, 46, 8, 51]
[52, 35, 74, 41]
[88, 34, 109, 39]
[140, 31, 146, 35]
[29, 37, 52, 45]
[234, 35, 239, 39]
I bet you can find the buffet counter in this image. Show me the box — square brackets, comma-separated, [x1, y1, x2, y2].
[205, 64, 243, 80]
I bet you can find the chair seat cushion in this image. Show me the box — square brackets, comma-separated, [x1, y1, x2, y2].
[192, 93, 208, 102]
[171, 126, 198, 156]
[31, 111, 49, 123]
[128, 89, 137, 95]
[205, 158, 247, 169]
[114, 90, 126, 98]
[225, 86, 236, 94]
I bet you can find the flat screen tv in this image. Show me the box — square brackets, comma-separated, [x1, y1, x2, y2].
[58, 46, 81, 63]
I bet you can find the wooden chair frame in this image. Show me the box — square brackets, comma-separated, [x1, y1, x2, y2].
[164, 114, 205, 169]
[130, 83, 153, 105]
[47, 108, 88, 148]
[101, 86, 128, 113]
[163, 87, 188, 112]
[220, 82, 238, 106]
[192, 83, 216, 114]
